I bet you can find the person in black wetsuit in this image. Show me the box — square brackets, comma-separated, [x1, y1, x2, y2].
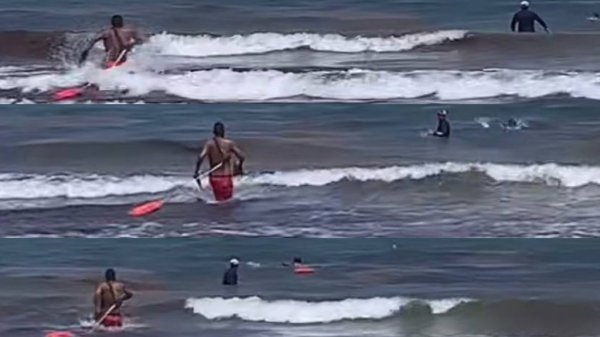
[511, 1, 549, 33]
[222, 258, 239, 285]
[432, 110, 450, 138]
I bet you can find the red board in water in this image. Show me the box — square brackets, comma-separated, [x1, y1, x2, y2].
[46, 332, 75, 337]
[129, 200, 164, 217]
[53, 88, 83, 101]
[294, 267, 315, 275]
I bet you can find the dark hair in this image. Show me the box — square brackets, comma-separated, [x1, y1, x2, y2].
[213, 122, 225, 137]
[105, 268, 116, 282]
[111, 15, 124, 28]
[293, 257, 302, 264]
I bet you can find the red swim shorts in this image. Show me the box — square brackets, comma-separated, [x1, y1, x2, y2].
[101, 314, 123, 327]
[210, 175, 234, 202]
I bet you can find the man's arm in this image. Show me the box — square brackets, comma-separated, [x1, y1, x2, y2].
[231, 143, 245, 163]
[93, 285, 103, 319]
[432, 121, 448, 137]
[79, 33, 104, 64]
[535, 14, 549, 32]
[194, 143, 209, 178]
[231, 143, 246, 174]
[511, 14, 518, 32]
[120, 287, 133, 302]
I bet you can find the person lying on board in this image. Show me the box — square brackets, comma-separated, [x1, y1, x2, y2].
[79, 15, 145, 68]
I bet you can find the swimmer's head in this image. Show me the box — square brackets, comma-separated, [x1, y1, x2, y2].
[111, 15, 124, 28]
[230, 258, 239, 267]
[437, 109, 448, 118]
[293, 257, 303, 264]
[213, 122, 225, 137]
[105, 268, 116, 282]
[520, 1, 530, 9]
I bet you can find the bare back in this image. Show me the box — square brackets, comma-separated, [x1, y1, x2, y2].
[95, 281, 127, 314]
[204, 138, 239, 176]
[100, 28, 138, 62]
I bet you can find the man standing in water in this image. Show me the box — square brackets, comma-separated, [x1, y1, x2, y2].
[94, 268, 133, 328]
[79, 15, 144, 67]
[511, 1, 550, 33]
[194, 122, 246, 202]
[222, 258, 239, 285]
[432, 110, 451, 138]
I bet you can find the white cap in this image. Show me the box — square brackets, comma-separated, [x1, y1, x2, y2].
[520, 1, 530, 7]
[438, 109, 448, 116]
[230, 258, 239, 265]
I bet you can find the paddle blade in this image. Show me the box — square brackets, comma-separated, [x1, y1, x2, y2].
[129, 200, 164, 217]
[46, 332, 75, 337]
[53, 88, 83, 101]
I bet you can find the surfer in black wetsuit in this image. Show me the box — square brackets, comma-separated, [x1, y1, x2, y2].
[222, 258, 239, 285]
[432, 110, 450, 138]
[511, 1, 550, 33]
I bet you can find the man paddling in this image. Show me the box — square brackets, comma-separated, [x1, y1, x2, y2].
[94, 268, 133, 328]
[194, 122, 246, 202]
[79, 15, 144, 68]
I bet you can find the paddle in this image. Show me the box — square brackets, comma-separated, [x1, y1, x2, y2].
[52, 49, 127, 102]
[92, 303, 118, 330]
[44, 304, 117, 337]
[129, 163, 223, 217]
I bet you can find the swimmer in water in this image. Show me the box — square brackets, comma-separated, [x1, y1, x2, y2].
[93, 268, 133, 328]
[282, 257, 304, 268]
[502, 118, 524, 130]
[587, 12, 600, 22]
[511, 1, 550, 33]
[432, 109, 450, 138]
[79, 15, 144, 67]
[222, 258, 239, 286]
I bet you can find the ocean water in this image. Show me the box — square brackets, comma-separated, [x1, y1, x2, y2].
[1, 0, 600, 103]
[3, 2, 600, 337]
[2, 103, 600, 238]
[2, 239, 600, 337]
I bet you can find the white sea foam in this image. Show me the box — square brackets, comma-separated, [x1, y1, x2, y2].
[140, 30, 467, 57]
[2, 67, 600, 102]
[184, 296, 472, 323]
[1, 163, 599, 204]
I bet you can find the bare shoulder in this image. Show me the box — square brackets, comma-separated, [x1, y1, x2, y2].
[204, 139, 215, 148]
[223, 138, 236, 147]
[113, 282, 126, 290]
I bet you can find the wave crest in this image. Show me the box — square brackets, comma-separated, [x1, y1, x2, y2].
[184, 296, 471, 323]
[3, 68, 600, 102]
[141, 30, 467, 57]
